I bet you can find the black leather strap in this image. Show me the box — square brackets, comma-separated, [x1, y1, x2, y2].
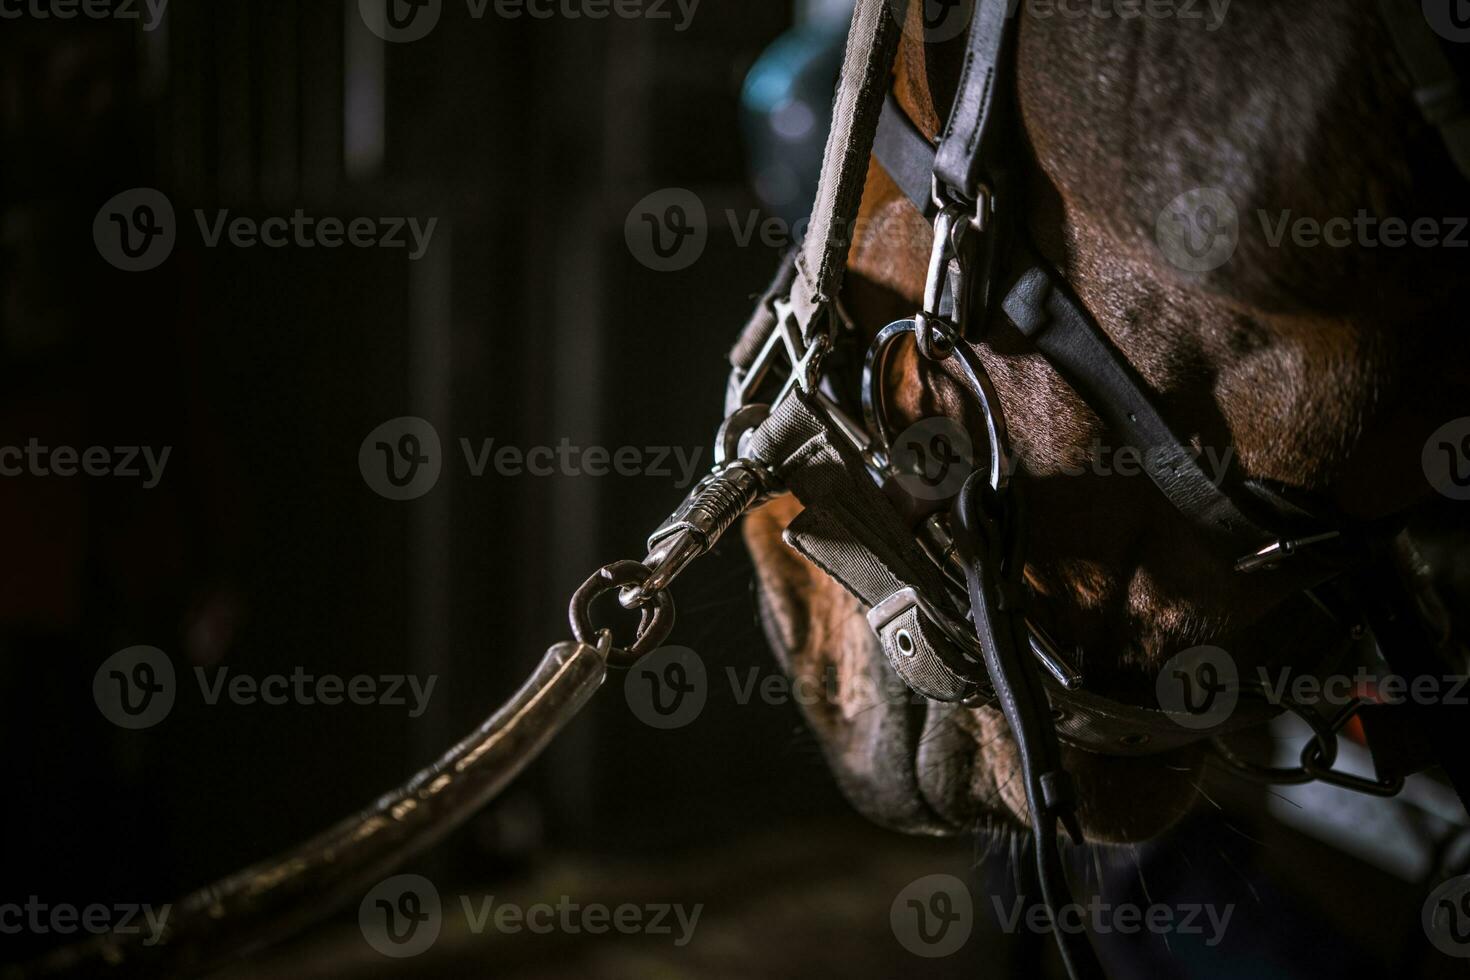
[1002, 263, 1280, 552]
[933, 0, 1018, 204]
[952, 473, 1103, 980]
[874, 93, 939, 219]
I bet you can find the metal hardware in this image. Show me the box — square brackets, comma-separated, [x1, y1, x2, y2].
[861, 318, 1009, 495]
[1235, 531, 1342, 573]
[1299, 699, 1406, 797]
[866, 586, 1080, 693]
[570, 560, 676, 667]
[725, 296, 832, 416]
[1210, 686, 1402, 796]
[618, 461, 770, 610]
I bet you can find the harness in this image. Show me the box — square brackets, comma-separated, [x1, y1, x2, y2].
[621, 0, 1470, 974]
[29, 2, 1469, 977]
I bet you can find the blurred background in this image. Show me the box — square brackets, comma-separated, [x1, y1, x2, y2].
[2, 2, 1467, 978]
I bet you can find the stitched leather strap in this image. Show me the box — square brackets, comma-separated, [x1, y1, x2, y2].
[793, 0, 911, 336]
[933, 0, 1017, 204]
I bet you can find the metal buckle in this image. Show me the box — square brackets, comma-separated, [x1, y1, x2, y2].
[866, 586, 1082, 692]
[725, 295, 832, 417]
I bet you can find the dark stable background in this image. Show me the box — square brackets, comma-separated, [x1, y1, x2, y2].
[1, 4, 1465, 979]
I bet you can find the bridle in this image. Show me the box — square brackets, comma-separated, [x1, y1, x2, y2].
[22, 2, 1469, 978]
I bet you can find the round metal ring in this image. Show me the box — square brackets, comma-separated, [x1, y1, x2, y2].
[713, 403, 770, 469]
[569, 560, 676, 668]
[861, 318, 1009, 493]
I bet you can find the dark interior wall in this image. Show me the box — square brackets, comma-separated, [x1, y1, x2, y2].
[0, 1, 862, 963]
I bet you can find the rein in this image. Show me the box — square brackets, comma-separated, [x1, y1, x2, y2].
[21, 1, 1470, 977]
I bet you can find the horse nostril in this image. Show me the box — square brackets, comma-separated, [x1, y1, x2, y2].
[1119, 733, 1151, 748]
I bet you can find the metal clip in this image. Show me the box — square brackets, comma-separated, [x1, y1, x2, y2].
[619, 461, 770, 609]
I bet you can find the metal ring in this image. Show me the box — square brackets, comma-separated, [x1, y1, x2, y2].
[861, 318, 1009, 494]
[569, 560, 676, 668]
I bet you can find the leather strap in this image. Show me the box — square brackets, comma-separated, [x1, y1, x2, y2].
[1002, 263, 1280, 553]
[874, 93, 939, 219]
[952, 473, 1103, 980]
[933, 0, 1017, 204]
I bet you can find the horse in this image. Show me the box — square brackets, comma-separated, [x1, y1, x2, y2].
[743, 0, 1469, 845]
